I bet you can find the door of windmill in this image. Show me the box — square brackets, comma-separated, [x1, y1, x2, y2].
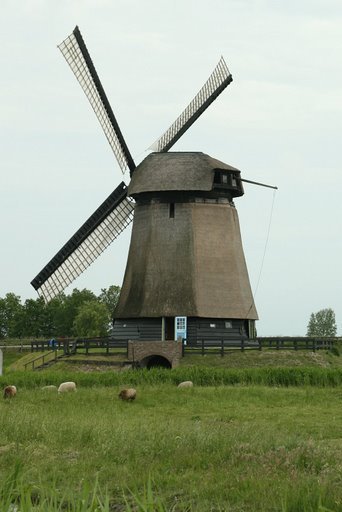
[164, 317, 175, 340]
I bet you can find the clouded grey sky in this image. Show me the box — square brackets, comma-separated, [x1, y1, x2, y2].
[1, 0, 341, 335]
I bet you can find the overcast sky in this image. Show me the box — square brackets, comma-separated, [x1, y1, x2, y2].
[1, 0, 341, 336]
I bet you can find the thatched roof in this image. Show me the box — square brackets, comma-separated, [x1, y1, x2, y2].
[128, 152, 240, 196]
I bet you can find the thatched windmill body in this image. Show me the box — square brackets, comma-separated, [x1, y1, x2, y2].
[31, 26, 258, 344]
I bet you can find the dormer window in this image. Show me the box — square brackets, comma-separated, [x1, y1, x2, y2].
[213, 170, 230, 185]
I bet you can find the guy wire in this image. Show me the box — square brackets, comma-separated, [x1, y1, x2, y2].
[245, 188, 277, 319]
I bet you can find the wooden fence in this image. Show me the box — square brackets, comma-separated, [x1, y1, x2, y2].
[183, 337, 336, 357]
[27, 336, 338, 357]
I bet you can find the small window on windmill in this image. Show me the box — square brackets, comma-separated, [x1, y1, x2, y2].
[210, 323, 216, 328]
[169, 203, 175, 218]
[225, 321, 232, 329]
[213, 171, 221, 184]
[231, 175, 237, 187]
[221, 173, 228, 184]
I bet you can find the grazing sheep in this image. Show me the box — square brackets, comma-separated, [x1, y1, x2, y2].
[177, 381, 193, 389]
[118, 388, 136, 401]
[58, 381, 77, 394]
[41, 385, 58, 392]
[3, 385, 17, 399]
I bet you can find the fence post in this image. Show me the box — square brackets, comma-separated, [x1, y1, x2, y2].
[276, 339, 280, 350]
[241, 338, 245, 352]
[106, 339, 109, 355]
[258, 339, 262, 351]
[221, 339, 224, 357]
[86, 340, 89, 355]
[294, 339, 297, 351]
[313, 339, 316, 352]
[201, 339, 204, 356]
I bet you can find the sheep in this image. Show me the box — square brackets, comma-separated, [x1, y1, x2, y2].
[58, 381, 77, 394]
[41, 385, 58, 392]
[177, 381, 193, 389]
[3, 385, 17, 399]
[118, 388, 136, 401]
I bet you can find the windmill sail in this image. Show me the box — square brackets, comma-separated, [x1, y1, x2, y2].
[31, 183, 134, 302]
[149, 57, 232, 153]
[58, 26, 136, 175]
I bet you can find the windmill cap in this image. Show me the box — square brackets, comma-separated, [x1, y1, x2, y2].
[128, 152, 241, 196]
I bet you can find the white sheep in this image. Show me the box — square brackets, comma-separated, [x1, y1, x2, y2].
[177, 381, 193, 389]
[58, 381, 77, 394]
[118, 388, 136, 401]
[3, 385, 17, 398]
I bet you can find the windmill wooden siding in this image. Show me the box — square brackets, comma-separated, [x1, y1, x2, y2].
[113, 152, 257, 342]
[113, 317, 250, 345]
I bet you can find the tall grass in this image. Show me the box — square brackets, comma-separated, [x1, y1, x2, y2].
[0, 386, 341, 511]
[1, 366, 342, 389]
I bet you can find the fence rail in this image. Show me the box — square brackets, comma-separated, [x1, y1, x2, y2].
[183, 337, 336, 357]
[25, 336, 339, 357]
[24, 350, 58, 371]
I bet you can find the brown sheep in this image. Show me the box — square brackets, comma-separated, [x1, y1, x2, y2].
[118, 388, 136, 401]
[3, 385, 17, 399]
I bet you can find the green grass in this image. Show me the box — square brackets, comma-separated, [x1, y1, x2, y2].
[1, 350, 27, 370]
[2, 346, 341, 509]
[181, 348, 342, 368]
[5, 345, 342, 375]
[2, 366, 342, 389]
[0, 385, 341, 511]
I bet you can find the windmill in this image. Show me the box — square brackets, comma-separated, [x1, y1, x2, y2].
[31, 26, 260, 344]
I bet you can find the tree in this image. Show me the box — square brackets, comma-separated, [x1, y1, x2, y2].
[21, 297, 47, 338]
[0, 293, 23, 338]
[61, 288, 97, 336]
[98, 285, 121, 317]
[306, 308, 337, 337]
[73, 301, 110, 338]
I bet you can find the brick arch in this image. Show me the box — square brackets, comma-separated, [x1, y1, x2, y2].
[139, 354, 172, 369]
[127, 340, 182, 369]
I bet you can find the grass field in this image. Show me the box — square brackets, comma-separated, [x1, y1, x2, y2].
[1, 347, 342, 510]
[0, 384, 341, 511]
